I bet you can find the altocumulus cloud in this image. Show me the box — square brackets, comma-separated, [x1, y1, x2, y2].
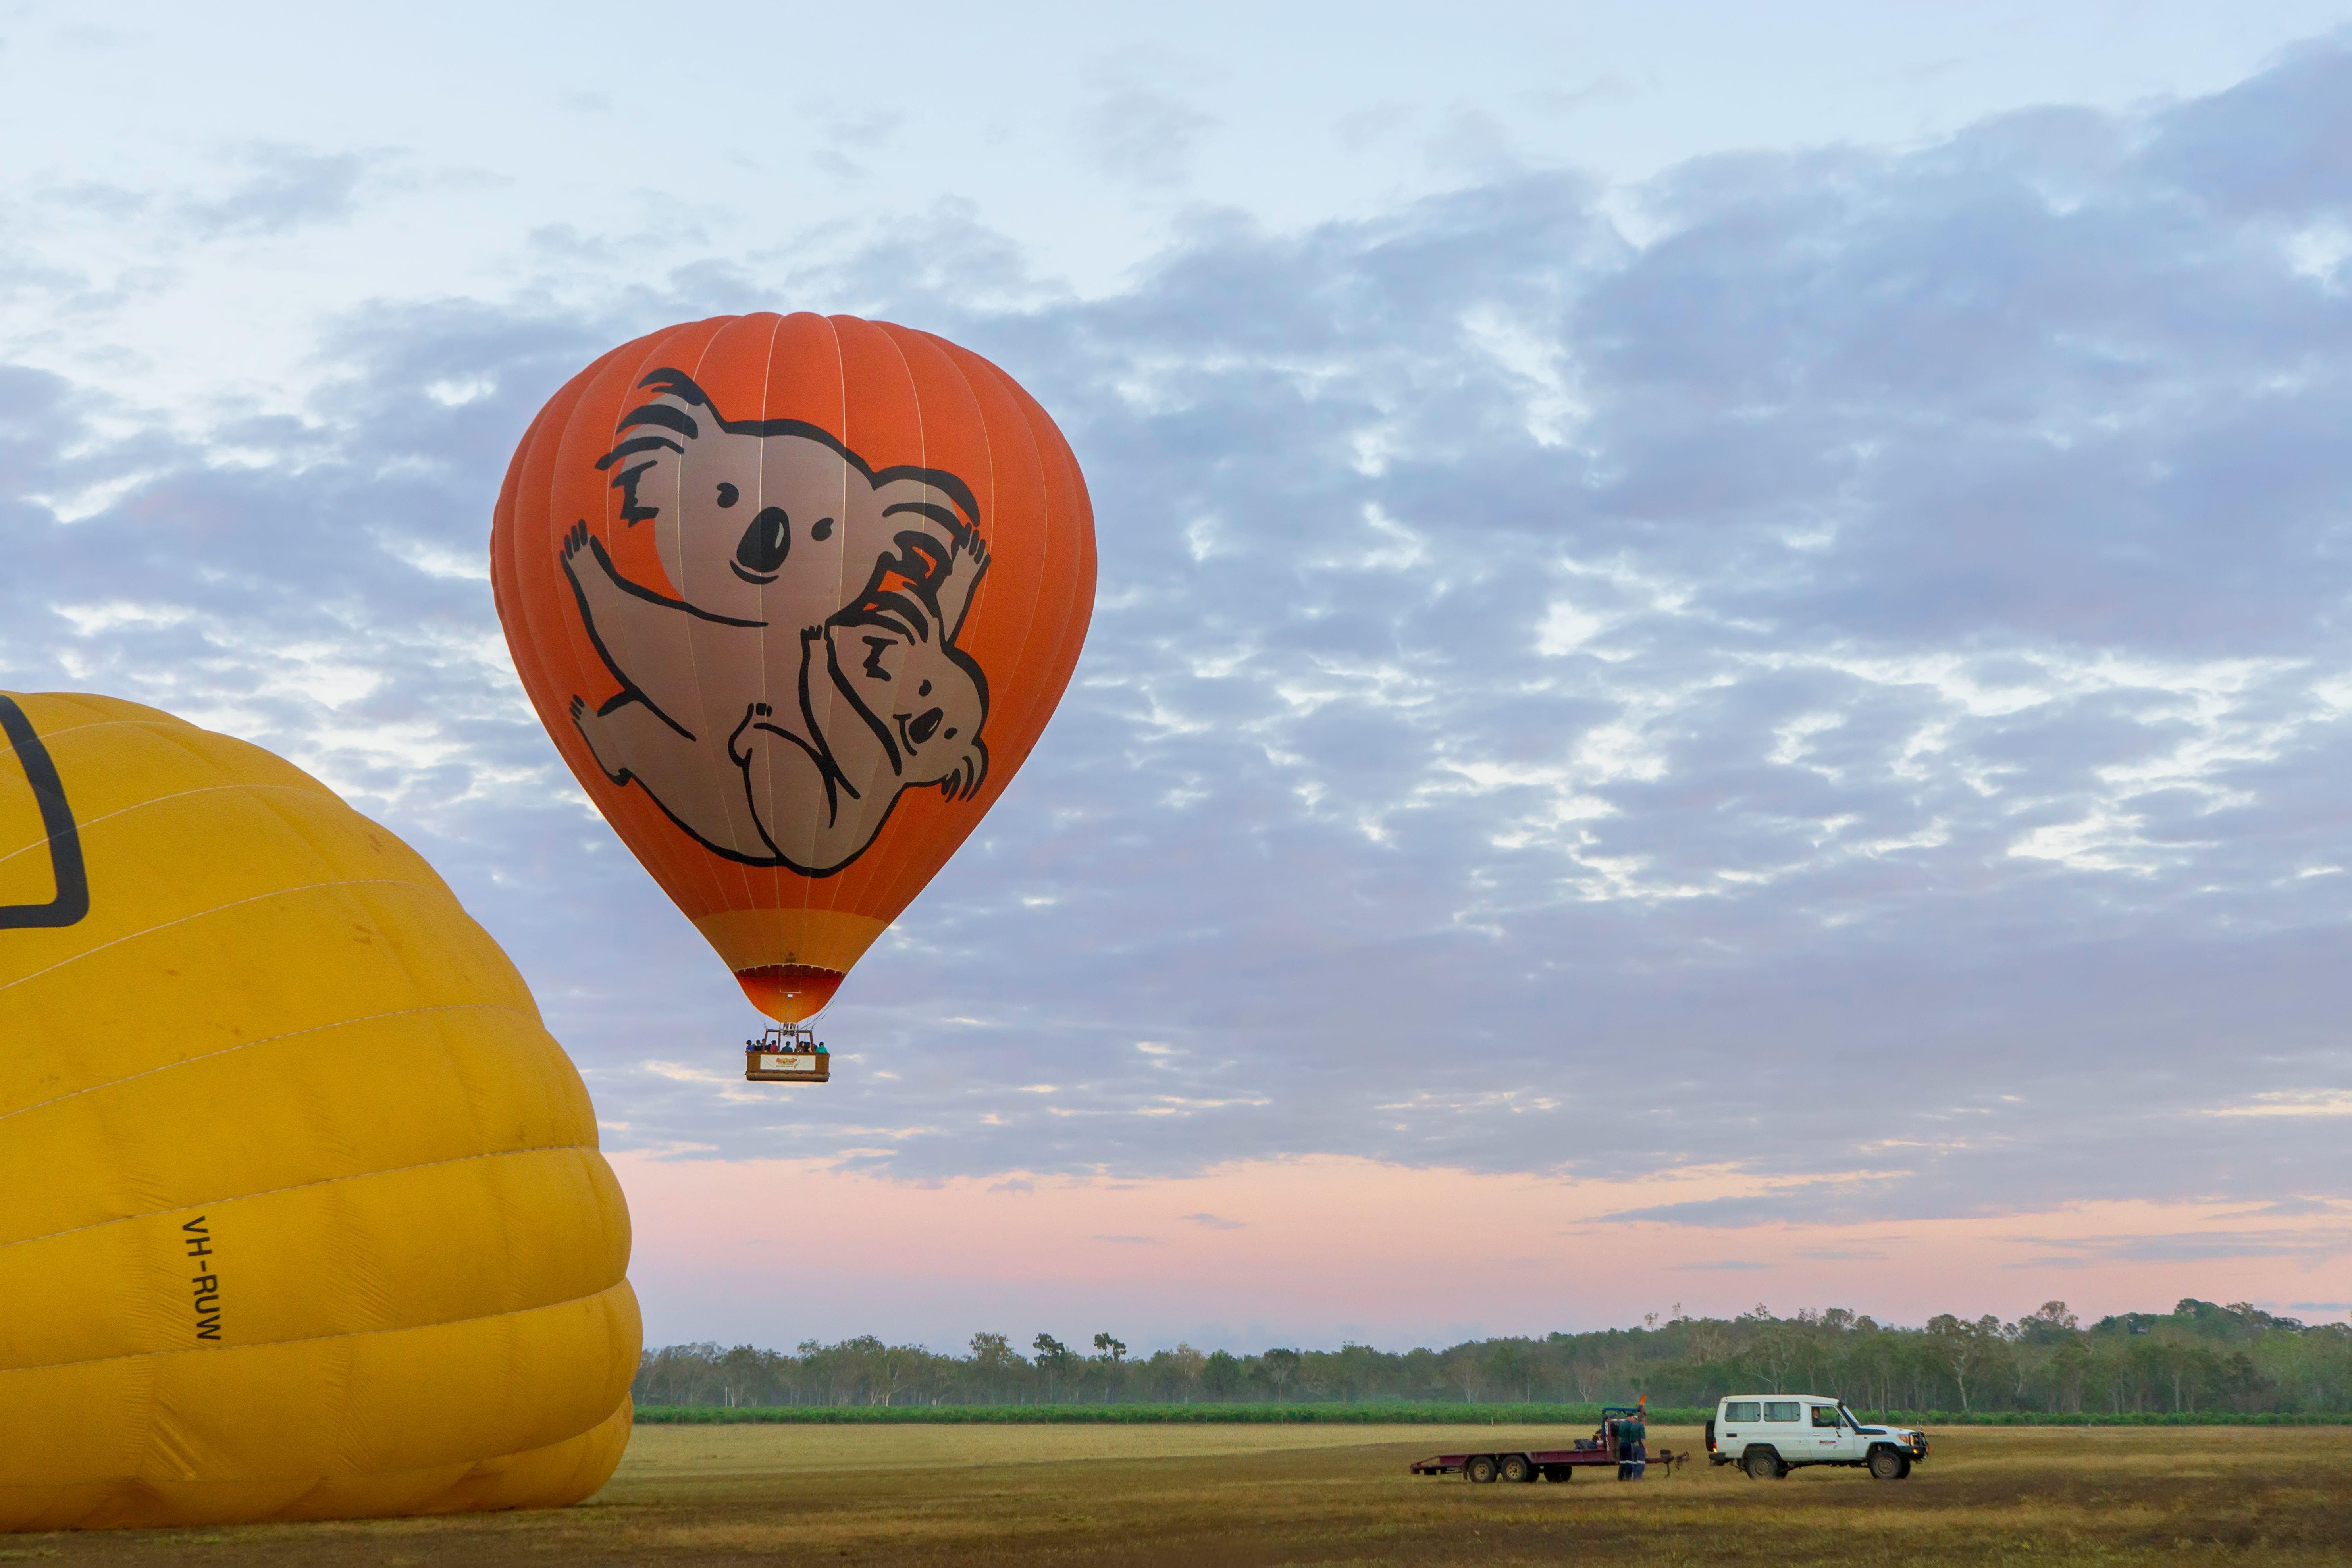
[4, 44, 2351, 1247]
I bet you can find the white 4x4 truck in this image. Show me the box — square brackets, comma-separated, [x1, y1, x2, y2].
[1707, 1396, 1929, 1480]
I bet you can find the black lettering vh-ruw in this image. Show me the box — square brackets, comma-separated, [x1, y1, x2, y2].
[182, 1215, 221, 1340]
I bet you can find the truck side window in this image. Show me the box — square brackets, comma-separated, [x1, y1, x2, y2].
[1811, 1406, 1841, 1428]
[1763, 1401, 1801, 1423]
[1723, 1402, 1759, 1422]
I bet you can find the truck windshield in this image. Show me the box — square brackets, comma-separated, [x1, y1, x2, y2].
[1838, 1404, 1866, 1429]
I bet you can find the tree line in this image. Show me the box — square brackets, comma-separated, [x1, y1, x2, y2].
[634, 1298, 2352, 1416]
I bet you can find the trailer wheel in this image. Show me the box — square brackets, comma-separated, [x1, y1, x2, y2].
[1466, 1456, 1498, 1484]
[1745, 1447, 1784, 1481]
[1500, 1455, 1533, 1483]
[1869, 1447, 1911, 1481]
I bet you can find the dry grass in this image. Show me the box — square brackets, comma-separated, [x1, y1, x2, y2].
[12, 1422, 2352, 1565]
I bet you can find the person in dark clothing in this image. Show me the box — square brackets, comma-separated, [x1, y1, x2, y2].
[1618, 1414, 1648, 1479]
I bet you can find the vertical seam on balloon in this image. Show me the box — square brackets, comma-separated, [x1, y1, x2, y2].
[686, 319, 763, 922]
[490, 391, 566, 757]
[996, 372, 1077, 752]
[650, 324, 732, 939]
[856, 327, 945, 921]
[885, 336, 1041, 923]
[600, 325, 701, 938]
[0, 1002, 537, 1129]
[999, 378, 1092, 786]
[628, 326, 702, 927]
[501, 356, 568, 783]
[820, 316, 921, 934]
[516, 343, 638, 926]
[959, 347, 1053, 773]
[573, 331, 707, 943]
[1031, 384, 1091, 758]
[775, 313, 850, 917]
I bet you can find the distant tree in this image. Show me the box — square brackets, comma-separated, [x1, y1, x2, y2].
[1749, 1321, 1802, 1394]
[1033, 1333, 1074, 1402]
[1327, 1342, 1381, 1403]
[970, 1332, 1022, 1403]
[1169, 1342, 1206, 1403]
[1445, 1348, 1483, 1403]
[1202, 1350, 1244, 1401]
[1487, 1341, 1535, 1402]
[628, 1300, 2351, 1420]
[1092, 1333, 1128, 1401]
[1926, 1314, 2005, 1412]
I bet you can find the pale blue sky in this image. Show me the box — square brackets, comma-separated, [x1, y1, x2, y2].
[8, 2, 2349, 414]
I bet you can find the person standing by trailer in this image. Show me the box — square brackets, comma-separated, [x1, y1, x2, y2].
[1618, 1408, 1647, 1479]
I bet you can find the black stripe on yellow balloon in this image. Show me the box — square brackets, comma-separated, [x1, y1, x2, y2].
[0, 694, 89, 931]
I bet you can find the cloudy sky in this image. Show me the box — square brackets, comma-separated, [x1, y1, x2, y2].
[5, 1, 2351, 1350]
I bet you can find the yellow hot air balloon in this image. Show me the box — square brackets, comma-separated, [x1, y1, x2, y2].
[0, 691, 639, 1532]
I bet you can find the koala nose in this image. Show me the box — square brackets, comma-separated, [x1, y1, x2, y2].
[909, 708, 943, 745]
[737, 508, 791, 574]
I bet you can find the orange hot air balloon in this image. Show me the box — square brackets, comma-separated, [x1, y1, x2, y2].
[491, 313, 1094, 1049]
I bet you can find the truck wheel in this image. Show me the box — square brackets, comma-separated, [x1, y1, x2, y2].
[1745, 1448, 1783, 1481]
[1499, 1455, 1533, 1483]
[1869, 1448, 1911, 1481]
[1467, 1456, 1498, 1484]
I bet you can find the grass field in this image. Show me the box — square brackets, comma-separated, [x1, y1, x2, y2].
[10, 1422, 2350, 1565]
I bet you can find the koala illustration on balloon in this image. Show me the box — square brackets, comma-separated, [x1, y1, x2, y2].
[559, 368, 990, 875]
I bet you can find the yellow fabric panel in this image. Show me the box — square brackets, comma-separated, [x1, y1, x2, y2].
[0, 740, 54, 907]
[0, 1147, 630, 1365]
[0, 1280, 636, 1487]
[0, 1006, 592, 1246]
[0, 692, 638, 1530]
[0, 1397, 634, 1532]
[0, 884, 549, 1117]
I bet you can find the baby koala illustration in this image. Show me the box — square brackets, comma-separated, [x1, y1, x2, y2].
[559, 368, 991, 875]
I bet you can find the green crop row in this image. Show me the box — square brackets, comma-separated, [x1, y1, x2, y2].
[634, 1402, 2351, 1427]
[633, 1402, 1683, 1425]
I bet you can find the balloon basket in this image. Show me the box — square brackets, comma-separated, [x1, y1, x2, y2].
[745, 1022, 831, 1083]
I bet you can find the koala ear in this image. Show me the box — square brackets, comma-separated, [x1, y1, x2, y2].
[950, 736, 989, 801]
[872, 477, 989, 639]
[594, 388, 705, 526]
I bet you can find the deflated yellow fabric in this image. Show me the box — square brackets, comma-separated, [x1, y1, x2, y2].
[0, 691, 639, 1531]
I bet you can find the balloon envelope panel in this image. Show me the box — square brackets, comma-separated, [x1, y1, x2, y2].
[0, 692, 638, 1531]
[491, 313, 1096, 1019]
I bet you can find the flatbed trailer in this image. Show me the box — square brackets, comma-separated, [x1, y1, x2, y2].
[1410, 1443, 1619, 1483]
[1412, 1404, 1654, 1484]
